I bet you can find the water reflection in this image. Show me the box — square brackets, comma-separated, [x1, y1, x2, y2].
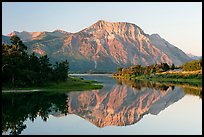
[2, 92, 68, 135]
[67, 80, 185, 127]
[67, 78, 201, 128]
[117, 79, 202, 99]
[2, 77, 202, 135]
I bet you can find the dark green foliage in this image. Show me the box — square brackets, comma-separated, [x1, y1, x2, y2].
[182, 59, 202, 71]
[117, 67, 123, 73]
[171, 64, 175, 70]
[10, 35, 27, 53]
[183, 87, 202, 99]
[52, 60, 69, 81]
[160, 63, 170, 71]
[115, 63, 171, 77]
[2, 35, 69, 88]
[2, 92, 68, 135]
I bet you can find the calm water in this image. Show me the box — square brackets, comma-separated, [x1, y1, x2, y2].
[2, 74, 202, 135]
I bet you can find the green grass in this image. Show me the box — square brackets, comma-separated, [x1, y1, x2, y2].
[136, 75, 201, 83]
[2, 77, 103, 92]
[113, 70, 202, 87]
[133, 73, 202, 86]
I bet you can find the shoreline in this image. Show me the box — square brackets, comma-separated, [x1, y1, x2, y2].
[69, 73, 112, 76]
[2, 89, 41, 93]
[2, 77, 103, 93]
[112, 73, 202, 86]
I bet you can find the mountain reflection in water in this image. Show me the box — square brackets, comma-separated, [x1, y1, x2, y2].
[2, 77, 202, 135]
[67, 79, 185, 127]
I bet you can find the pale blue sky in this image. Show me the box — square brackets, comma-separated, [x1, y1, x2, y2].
[2, 2, 202, 56]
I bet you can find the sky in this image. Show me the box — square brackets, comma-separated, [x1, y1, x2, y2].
[2, 2, 202, 56]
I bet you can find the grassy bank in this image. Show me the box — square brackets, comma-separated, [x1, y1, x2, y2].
[113, 70, 202, 86]
[135, 74, 202, 85]
[2, 77, 103, 92]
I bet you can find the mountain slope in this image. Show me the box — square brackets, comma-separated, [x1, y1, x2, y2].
[2, 35, 11, 44]
[7, 30, 70, 42]
[186, 53, 201, 60]
[2, 20, 192, 72]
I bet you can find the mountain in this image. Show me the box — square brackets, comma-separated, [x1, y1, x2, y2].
[2, 20, 192, 72]
[6, 30, 70, 42]
[186, 53, 202, 60]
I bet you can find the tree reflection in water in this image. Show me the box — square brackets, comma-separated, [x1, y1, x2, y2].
[116, 78, 202, 99]
[2, 92, 68, 135]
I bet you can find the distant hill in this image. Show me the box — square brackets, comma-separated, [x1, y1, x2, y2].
[186, 53, 202, 60]
[2, 20, 192, 72]
[2, 35, 11, 44]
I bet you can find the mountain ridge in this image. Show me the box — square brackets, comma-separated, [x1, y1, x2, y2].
[2, 20, 192, 72]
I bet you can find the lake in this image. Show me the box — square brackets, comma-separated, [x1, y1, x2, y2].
[2, 74, 202, 135]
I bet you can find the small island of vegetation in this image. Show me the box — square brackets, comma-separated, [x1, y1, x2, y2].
[2, 35, 103, 92]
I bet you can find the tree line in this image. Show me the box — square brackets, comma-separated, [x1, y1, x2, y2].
[114, 63, 174, 77]
[114, 59, 202, 77]
[2, 35, 69, 88]
[182, 59, 202, 71]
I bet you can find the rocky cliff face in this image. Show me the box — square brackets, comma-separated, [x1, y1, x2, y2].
[2, 20, 192, 72]
[66, 82, 185, 127]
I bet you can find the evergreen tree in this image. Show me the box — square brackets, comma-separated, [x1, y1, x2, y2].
[2, 35, 70, 88]
[171, 64, 175, 70]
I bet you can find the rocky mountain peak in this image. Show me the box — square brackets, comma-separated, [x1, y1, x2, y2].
[94, 19, 107, 24]
[53, 29, 70, 34]
[82, 20, 145, 40]
[150, 33, 161, 38]
[2, 20, 192, 72]
[6, 31, 45, 42]
[90, 20, 140, 30]
[7, 31, 19, 37]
